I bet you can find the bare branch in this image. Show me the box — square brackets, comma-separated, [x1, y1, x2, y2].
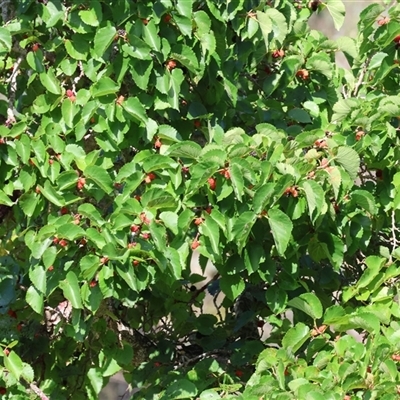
[29, 382, 49, 400]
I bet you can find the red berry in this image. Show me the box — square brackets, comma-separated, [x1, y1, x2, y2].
[66, 89, 74, 97]
[32, 43, 40, 52]
[163, 14, 171, 23]
[194, 218, 204, 226]
[131, 225, 141, 233]
[116, 95, 125, 106]
[191, 240, 200, 250]
[235, 369, 244, 378]
[132, 260, 140, 266]
[140, 212, 151, 225]
[296, 69, 310, 80]
[77, 177, 86, 191]
[314, 139, 327, 148]
[100, 256, 109, 265]
[128, 242, 137, 248]
[355, 130, 365, 141]
[194, 119, 201, 128]
[272, 49, 285, 58]
[89, 280, 97, 288]
[144, 172, 156, 184]
[53, 237, 59, 245]
[7, 309, 17, 319]
[60, 206, 69, 215]
[16, 323, 22, 331]
[0, 387, 6, 394]
[48, 265, 54, 271]
[166, 60, 177, 70]
[142, 18, 149, 25]
[154, 361, 162, 367]
[154, 138, 162, 149]
[3, 349, 10, 356]
[141, 232, 151, 240]
[59, 239, 68, 247]
[208, 177, 216, 190]
[377, 16, 390, 26]
[204, 206, 212, 214]
[394, 34, 400, 43]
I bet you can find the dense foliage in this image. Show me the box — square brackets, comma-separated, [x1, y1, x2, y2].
[1, 0, 400, 398]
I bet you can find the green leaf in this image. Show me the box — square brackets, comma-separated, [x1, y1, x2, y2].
[0, 191, 14, 206]
[268, 209, 293, 256]
[91, 76, 119, 97]
[288, 109, 311, 123]
[143, 20, 160, 52]
[78, 203, 105, 226]
[265, 285, 288, 314]
[231, 211, 257, 253]
[39, 67, 61, 95]
[168, 67, 185, 110]
[265, 9, 288, 47]
[325, 0, 346, 31]
[38, 181, 65, 207]
[122, 97, 147, 123]
[60, 271, 83, 309]
[166, 141, 202, 159]
[64, 35, 90, 60]
[26, 49, 45, 73]
[369, 52, 388, 69]
[130, 59, 153, 91]
[141, 188, 176, 209]
[348, 312, 380, 334]
[4, 351, 23, 380]
[0, 27, 12, 51]
[79, 9, 99, 26]
[116, 264, 137, 292]
[229, 162, 244, 202]
[15, 134, 30, 164]
[61, 98, 78, 128]
[84, 165, 113, 194]
[306, 53, 333, 79]
[42, 246, 57, 269]
[142, 154, 176, 172]
[219, 275, 245, 301]
[80, 255, 100, 280]
[26, 285, 44, 314]
[332, 98, 360, 122]
[335, 146, 360, 181]
[199, 214, 219, 254]
[300, 180, 326, 223]
[357, 256, 385, 290]
[87, 368, 103, 395]
[29, 264, 46, 294]
[94, 24, 116, 58]
[288, 293, 323, 320]
[42, 0, 64, 27]
[164, 379, 198, 399]
[57, 224, 85, 241]
[351, 190, 378, 215]
[282, 323, 310, 353]
[256, 11, 272, 52]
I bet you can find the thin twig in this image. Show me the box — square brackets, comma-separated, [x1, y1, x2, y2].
[392, 210, 398, 254]
[29, 382, 49, 400]
[352, 57, 371, 97]
[5, 54, 23, 124]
